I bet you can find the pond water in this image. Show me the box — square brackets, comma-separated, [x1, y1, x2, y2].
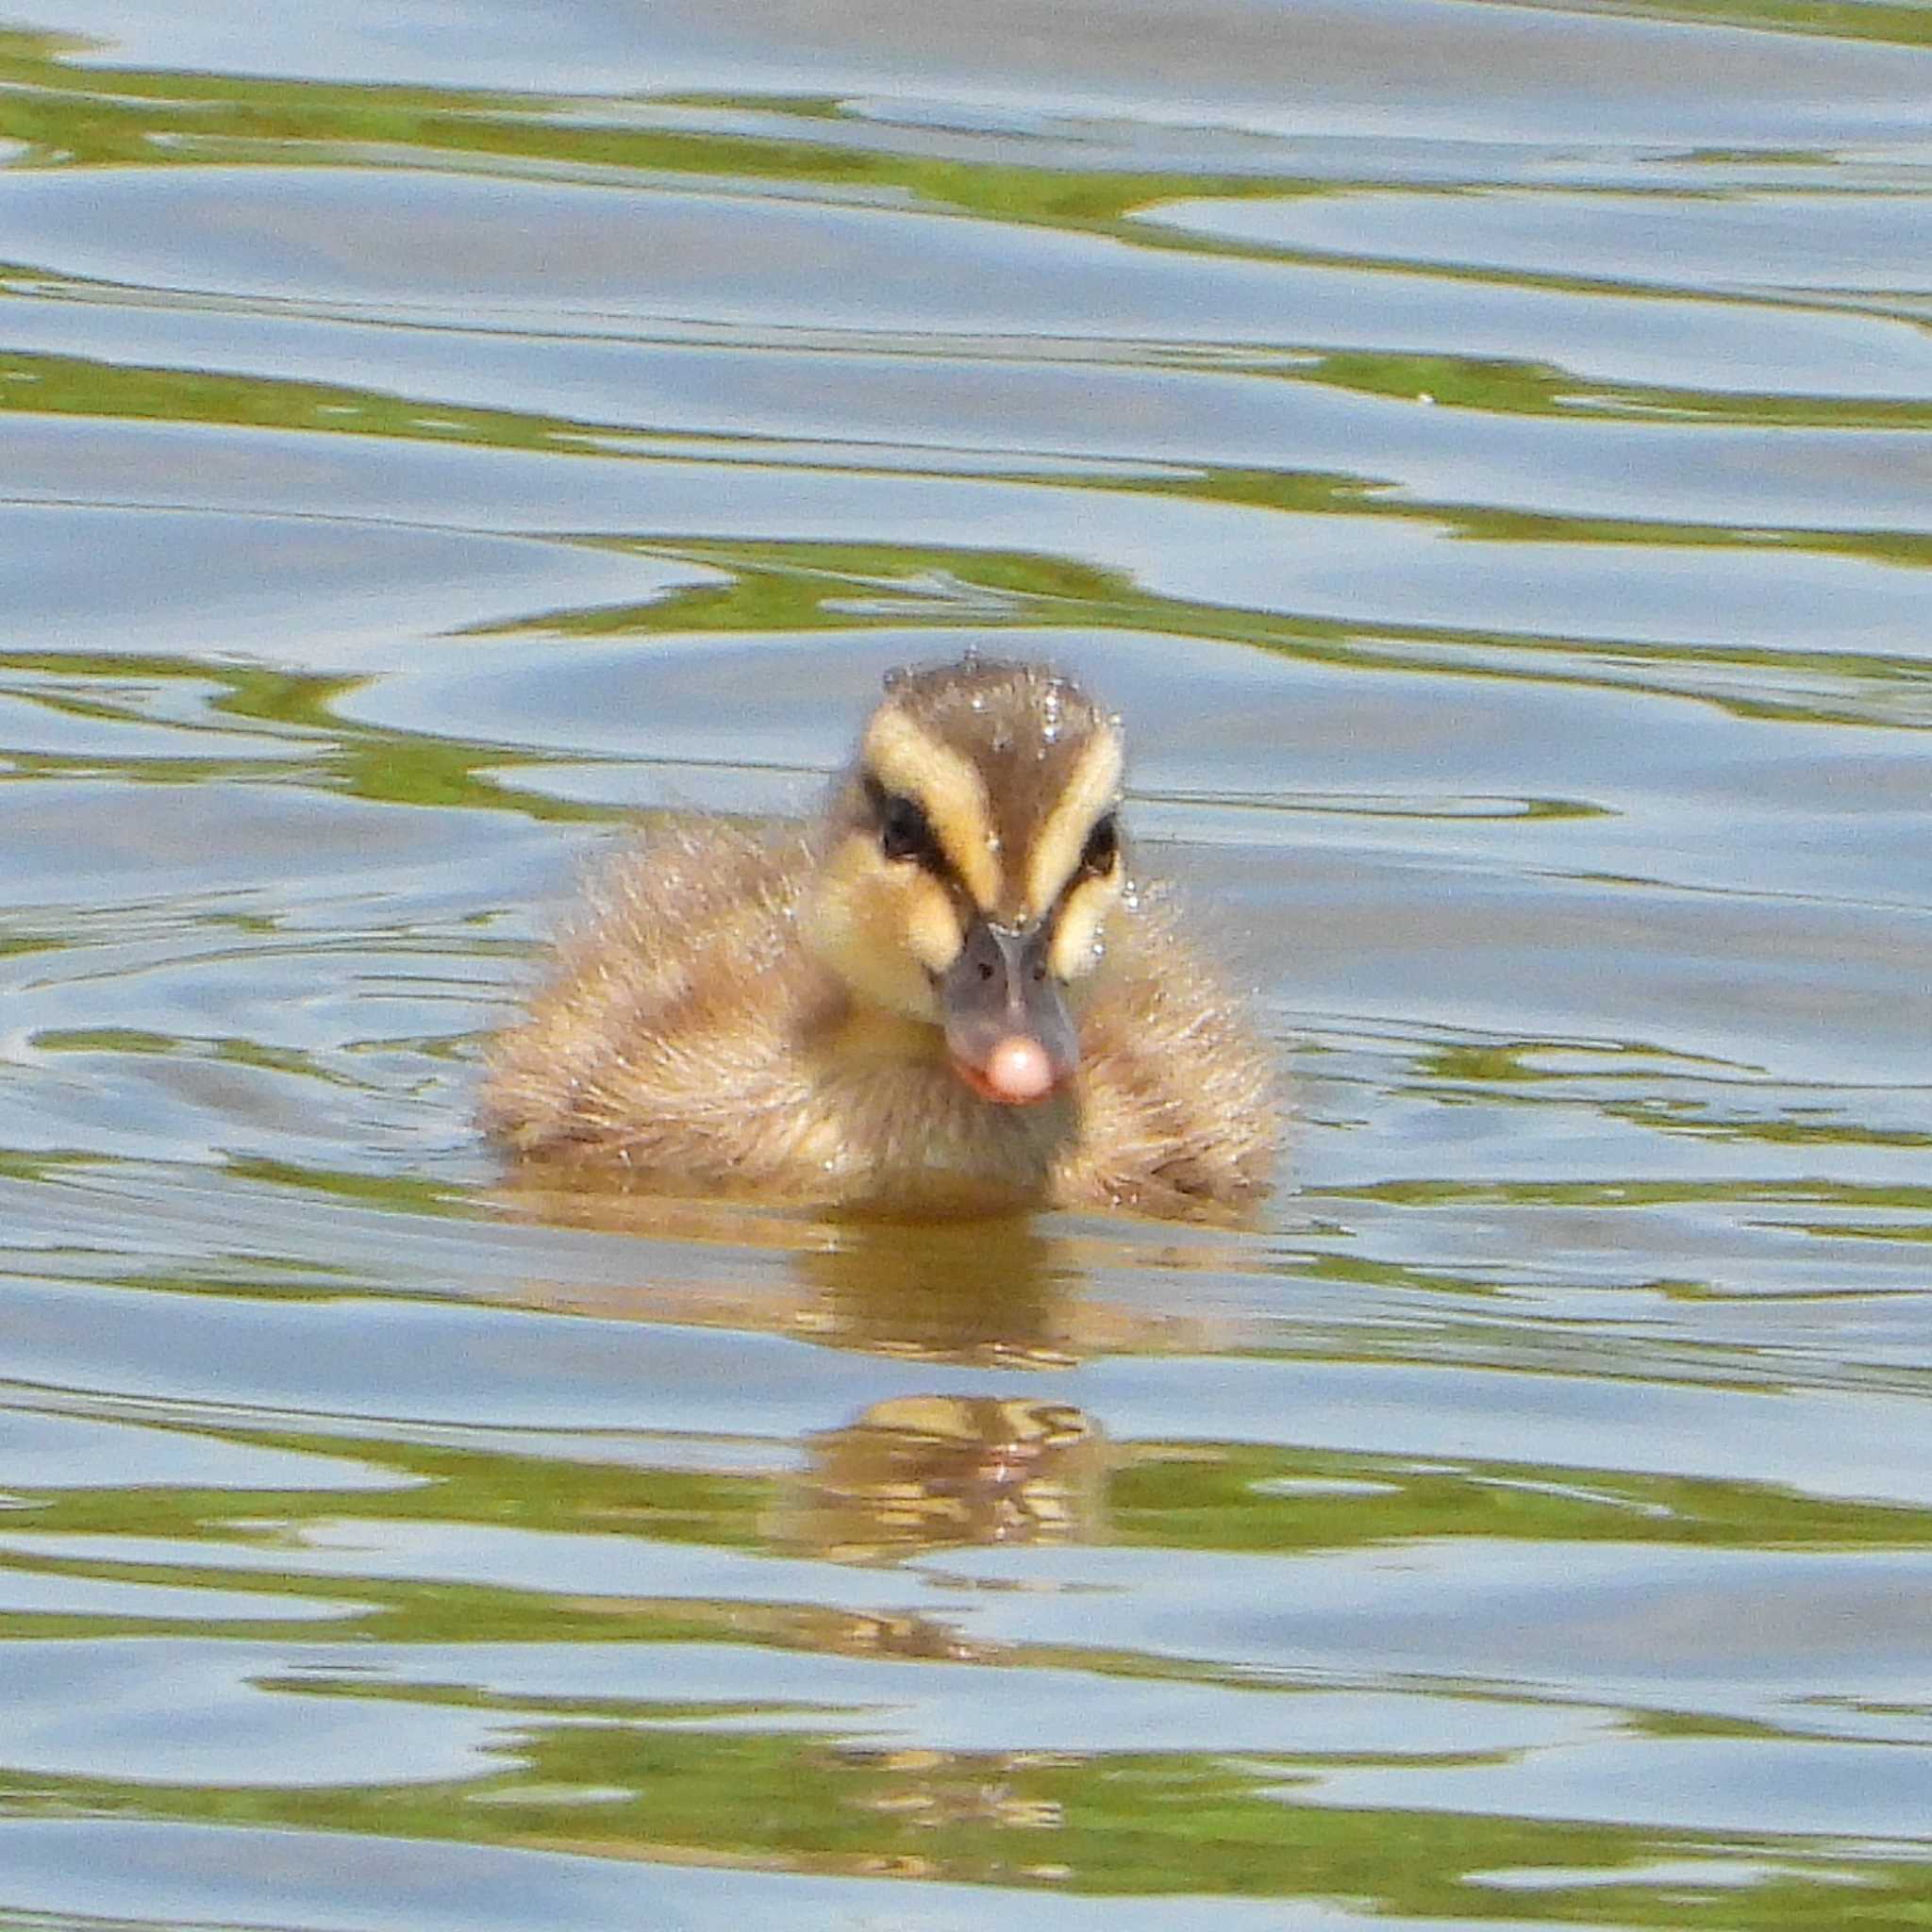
[4, 2, 1932, 1926]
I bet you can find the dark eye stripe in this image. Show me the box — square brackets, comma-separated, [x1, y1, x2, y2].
[864, 775, 944, 870]
[1078, 812, 1121, 878]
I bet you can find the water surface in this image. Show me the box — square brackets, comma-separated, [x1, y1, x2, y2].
[3, 2, 1932, 1926]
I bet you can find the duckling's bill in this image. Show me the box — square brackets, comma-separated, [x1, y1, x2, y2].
[939, 915, 1078, 1105]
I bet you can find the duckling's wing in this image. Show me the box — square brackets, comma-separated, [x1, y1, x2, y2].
[480, 817, 819, 1167]
[1058, 890, 1280, 1218]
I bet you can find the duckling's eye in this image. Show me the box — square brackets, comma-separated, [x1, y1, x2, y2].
[874, 788, 939, 867]
[1079, 813, 1121, 877]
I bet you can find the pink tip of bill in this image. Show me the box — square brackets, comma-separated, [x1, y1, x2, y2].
[981, 1033, 1056, 1104]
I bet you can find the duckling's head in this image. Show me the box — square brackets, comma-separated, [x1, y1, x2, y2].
[803, 658, 1127, 1105]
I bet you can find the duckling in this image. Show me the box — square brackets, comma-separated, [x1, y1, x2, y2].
[482, 657, 1277, 1220]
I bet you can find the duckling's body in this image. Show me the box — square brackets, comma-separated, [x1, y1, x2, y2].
[483, 660, 1276, 1220]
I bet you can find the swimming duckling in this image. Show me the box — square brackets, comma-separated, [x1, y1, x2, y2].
[482, 657, 1277, 1220]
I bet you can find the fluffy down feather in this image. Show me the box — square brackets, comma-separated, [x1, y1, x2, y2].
[483, 816, 1276, 1220]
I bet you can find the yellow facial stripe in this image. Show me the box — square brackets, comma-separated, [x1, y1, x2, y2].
[1024, 728, 1124, 919]
[899, 874, 967, 975]
[1048, 874, 1116, 982]
[862, 707, 1000, 907]
[800, 833, 952, 1022]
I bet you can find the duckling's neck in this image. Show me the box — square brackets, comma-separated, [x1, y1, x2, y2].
[816, 999, 951, 1076]
[783, 983, 1079, 1212]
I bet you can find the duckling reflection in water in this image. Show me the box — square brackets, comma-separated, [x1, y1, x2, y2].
[483, 657, 1277, 1219]
[774, 1395, 1108, 1563]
